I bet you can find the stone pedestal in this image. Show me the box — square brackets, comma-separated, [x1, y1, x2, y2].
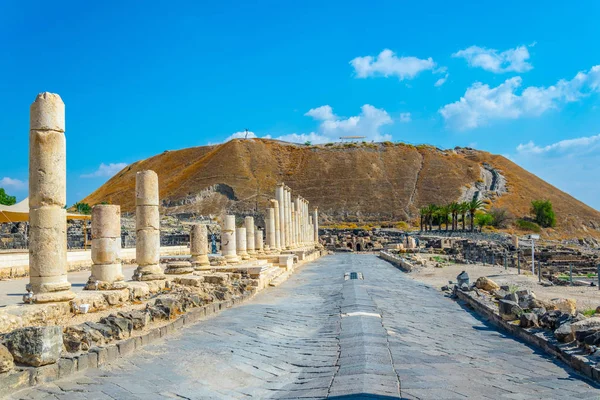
[191, 224, 210, 269]
[28, 93, 75, 303]
[236, 227, 250, 260]
[165, 261, 194, 274]
[133, 170, 165, 281]
[245, 216, 256, 256]
[222, 215, 240, 264]
[85, 205, 125, 290]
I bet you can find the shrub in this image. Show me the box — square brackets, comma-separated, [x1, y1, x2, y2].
[74, 202, 92, 214]
[531, 200, 556, 228]
[516, 219, 541, 233]
[475, 213, 494, 228]
[0, 188, 16, 206]
[489, 207, 513, 228]
[382, 141, 394, 147]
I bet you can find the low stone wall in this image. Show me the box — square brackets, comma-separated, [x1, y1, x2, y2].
[378, 251, 414, 272]
[0, 246, 189, 280]
[456, 289, 600, 383]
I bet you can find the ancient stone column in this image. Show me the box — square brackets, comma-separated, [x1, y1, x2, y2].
[28, 93, 75, 303]
[284, 187, 291, 249]
[222, 215, 240, 263]
[255, 229, 264, 254]
[245, 216, 256, 256]
[309, 215, 314, 243]
[267, 207, 277, 252]
[313, 207, 319, 245]
[86, 205, 125, 290]
[236, 227, 249, 260]
[270, 199, 281, 252]
[264, 215, 271, 253]
[276, 184, 286, 251]
[133, 170, 165, 281]
[191, 224, 210, 269]
[291, 203, 297, 249]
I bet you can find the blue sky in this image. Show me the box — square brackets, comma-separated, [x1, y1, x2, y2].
[2, 1, 600, 209]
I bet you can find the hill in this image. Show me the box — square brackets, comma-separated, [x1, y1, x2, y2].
[81, 139, 600, 240]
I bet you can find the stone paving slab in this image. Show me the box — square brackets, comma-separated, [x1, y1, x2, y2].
[8, 254, 600, 399]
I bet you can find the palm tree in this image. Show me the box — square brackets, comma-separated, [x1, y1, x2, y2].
[468, 198, 484, 232]
[460, 202, 469, 231]
[448, 202, 459, 231]
[419, 206, 427, 232]
[438, 204, 450, 231]
[425, 204, 437, 231]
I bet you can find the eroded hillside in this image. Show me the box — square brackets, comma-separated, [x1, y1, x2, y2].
[81, 139, 600, 239]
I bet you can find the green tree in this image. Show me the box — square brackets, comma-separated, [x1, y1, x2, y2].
[0, 188, 16, 206]
[475, 213, 494, 230]
[467, 199, 484, 232]
[74, 202, 92, 215]
[530, 200, 556, 228]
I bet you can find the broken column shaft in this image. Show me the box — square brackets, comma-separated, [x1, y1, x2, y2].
[86, 205, 125, 290]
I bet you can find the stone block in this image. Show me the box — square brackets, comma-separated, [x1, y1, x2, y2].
[57, 357, 76, 378]
[0, 344, 14, 373]
[4, 326, 63, 367]
[117, 339, 135, 357]
[106, 345, 119, 364]
[90, 347, 108, 367]
[30, 92, 65, 131]
[28, 131, 66, 208]
[148, 328, 161, 343]
[136, 229, 160, 265]
[91, 238, 121, 264]
[136, 205, 160, 230]
[135, 170, 159, 206]
[0, 369, 31, 395]
[173, 318, 184, 330]
[31, 363, 59, 384]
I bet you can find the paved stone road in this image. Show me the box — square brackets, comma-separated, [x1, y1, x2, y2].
[10, 254, 600, 399]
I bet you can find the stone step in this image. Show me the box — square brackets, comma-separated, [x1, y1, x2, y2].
[269, 270, 291, 287]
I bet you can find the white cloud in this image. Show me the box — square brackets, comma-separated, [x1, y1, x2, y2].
[0, 177, 26, 190]
[224, 131, 257, 141]
[512, 135, 600, 210]
[434, 74, 449, 87]
[81, 163, 128, 178]
[399, 112, 411, 122]
[440, 65, 600, 130]
[453, 45, 533, 73]
[274, 132, 330, 144]
[516, 134, 600, 155]
[350, 49, 437, 80]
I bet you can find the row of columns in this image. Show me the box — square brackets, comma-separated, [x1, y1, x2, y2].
[25, 93, 316, 303]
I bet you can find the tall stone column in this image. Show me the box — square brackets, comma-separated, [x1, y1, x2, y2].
[134, 170, 165, 281]
[245, 216, 256, 256]
[313, 207, 319, 245]
[267, 207, 277, 252]
[28, 92, 75, 303]
[236, 227, 249, 260]
[191, 224, 210, 269]
[270, 199, 281, 252]
[264, 215, 271, 253]
[309, 215, 314, 243]
[291, 203, 297, 249]
[255, 229, 264, 254]
[276, 184, 286, 251]
[222, 215, 239, 263]
[86, 205, 125, 290]
[284, 187, 291, 249]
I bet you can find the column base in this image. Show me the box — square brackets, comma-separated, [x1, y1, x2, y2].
[133, 264, 166, 281]
[84, 279, 127, 291]
[31, 290, 76, 304]
[165, 261, 194, 275]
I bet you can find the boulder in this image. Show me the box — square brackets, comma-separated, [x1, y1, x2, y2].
[503, 293, 518, 303]
[4, 326, 62, 367]
[99, 316, 133, 340]
[554, 323, 575, 342]
[584, 331, 600, 346]
[519, 313, 538, 328]
[498, 299, 523, 321]
[516, 290, 538, 309]
[154, 298, 183, 318]
[118, 310, 151, 330]
[475, 277, 499, 292]
[531, 307, 547, 317]
[539, 311, 563, 330]
[571, 317, 600, 342]
[0, 344, 14, 373]
[550, 298, 577, 315]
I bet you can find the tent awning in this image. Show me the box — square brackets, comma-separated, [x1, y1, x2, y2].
[0, 198, 91, 223]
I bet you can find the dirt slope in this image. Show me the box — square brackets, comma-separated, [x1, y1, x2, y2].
[81, 139, 600, 239]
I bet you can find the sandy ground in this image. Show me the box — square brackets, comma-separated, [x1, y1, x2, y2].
[407, 254, 600, 311]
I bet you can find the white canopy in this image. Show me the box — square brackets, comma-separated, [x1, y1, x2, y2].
[0, 198, 91, 223]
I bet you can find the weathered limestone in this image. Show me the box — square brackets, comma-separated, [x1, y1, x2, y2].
[263, 215, 271, 253]
[313, 207, 319, 244]
[28, 93, 75, 303]
[221, 215, 240, 264]
[236, 227, 250, 260]
[255, 229, 264, 254]
[285, 187, 292, 249]
[86, 205, 125, 290]
[133, 170, 165, 281]
[165, 260, 193, 274]
[245, 217, 256, 256]
[270, 199, 281, 252]
[266, 208, 277, 252]
[276, 184, 286, 250]
[190, 224, 210, 268]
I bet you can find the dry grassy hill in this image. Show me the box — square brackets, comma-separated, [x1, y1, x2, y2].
[81, 139, 600, 240]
